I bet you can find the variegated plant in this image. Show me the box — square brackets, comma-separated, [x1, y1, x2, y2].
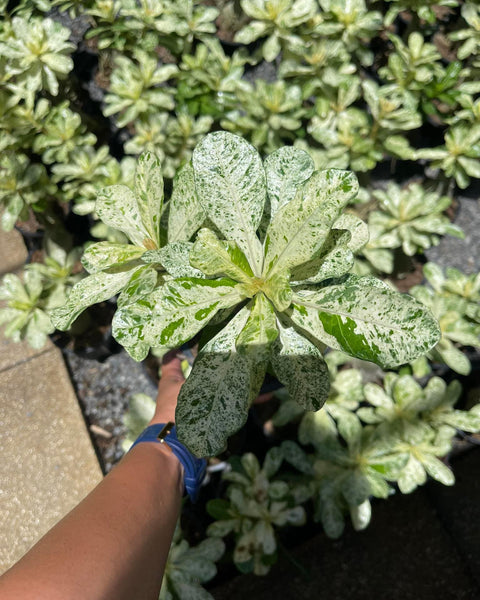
[53, 132, 441, 457]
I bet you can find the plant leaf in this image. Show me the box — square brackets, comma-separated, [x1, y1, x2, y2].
[263, 169, 359, 278]
[236, 293, 278, 361]
[143, 243, 205, 278]
[134, 151, 163, 245]
[148, 277, 247, 349]
[271, 317, 330, 411]
[176, 307, 264, 456]
[117, 265, 158, 307]
[289, 275, 441, 368]
[192, 131, 265, 275]
[168, 161, 205, 243]
[51, 266, 144, 330]
[81, 242, 146, 274]
[190, 228, 254, 282]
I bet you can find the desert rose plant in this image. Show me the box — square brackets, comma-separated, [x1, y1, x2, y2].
[52, 132, 440, 456]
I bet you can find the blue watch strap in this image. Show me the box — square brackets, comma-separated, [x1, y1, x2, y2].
[130, 423, 207, 502]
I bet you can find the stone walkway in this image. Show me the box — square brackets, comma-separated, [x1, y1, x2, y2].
[0, 228, 102, 574]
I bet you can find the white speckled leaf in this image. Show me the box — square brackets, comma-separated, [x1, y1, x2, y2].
[190, 228, 254, 283]
[134, 151, 163, 245]
[236, 293, 278, 361]
[168, 161, 205, 243]
[117, 265, 158, 307]
[290, 229, 354, 284]
[333, 213, 369, 252]
[289, 275, 441, 368]
[262, 272, 292, 312]
[271, 317, 330, 411]
[81, 242, 145, 274]
[112, 294, 159, 361]
[192, 132, 265, 275]
[263, 170, 359, 278]
[264, 145, 314, 219]
[176, 307, 265, 456]
[50, 266, 144, 330]
[143, 243, 205, 278]
[148, 277, 247, 349]
[96, 186, 153, 249]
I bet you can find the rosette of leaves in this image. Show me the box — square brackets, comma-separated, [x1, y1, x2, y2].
[103, 50, 178, 128]
[410, 283, 480, 375]
[0, 152, 55, 231]
[423, 262, 480, 323]
[52, 133, 440, 457]
[288, 421, 406, 538]
[314, 0, 382, 67]
[221, 79, 306, 154]
[160, 525, 225, 600]
[417, 123, 480, 189]
[176, 38, 249, 117]
[0, 271, 56, 349]
[358, 373, 480, 443]
[383, 0, 459, 26]
[207, 450, 310, 575]
[0, 17, 74, 97]
[367, 182, 464, 257]
[233, 0, 318, 62]
[379, 33, 443, 101]
[32, 101, 97, 165]
[85, 0, 136, 52]
[450, 3, 480, 66]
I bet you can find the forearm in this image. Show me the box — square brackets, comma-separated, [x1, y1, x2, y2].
[0, 443, 183, 600]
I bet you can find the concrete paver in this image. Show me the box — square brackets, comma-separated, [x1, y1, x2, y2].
[0, 228, 27, 276]
[0, 348, 103, 573]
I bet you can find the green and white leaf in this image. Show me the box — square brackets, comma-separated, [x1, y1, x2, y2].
[289, 275, 441, 368]
[81, 242, 145, 274]
[143, 243, 205, 278]
[117, 265, 158, 307]
[51, 266, 144, 330]
[263, 170, 359, 278]
[271, 318, 330, 411]
[192, 132, 265, 275]
[148, 277, 247, 349]
[190, 228, 254, 283]
[236, 293, 278, 361]
[168, 162, 205, 243]
[176, 307, 264, 456]
[134, 151, 163, 245]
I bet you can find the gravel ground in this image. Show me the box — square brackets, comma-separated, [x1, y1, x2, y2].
[63, 348, 157, 473]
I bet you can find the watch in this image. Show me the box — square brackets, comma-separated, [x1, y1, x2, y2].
[130, 422, 207, 502]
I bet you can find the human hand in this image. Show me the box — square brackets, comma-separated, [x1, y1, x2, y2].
[148, 351, 185, 426]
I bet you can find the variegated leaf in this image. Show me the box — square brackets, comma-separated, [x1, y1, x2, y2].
[148, 277, 247, 349]
[176, 307, 264, 456]
[192, 132, 265, 275]
[290, 230, 354, 284]
[190, 228, 254, 283]
[112, 296, 158, 362]
[134, 151, 163, 245]
[117, 265, 158, 307]
[271, 318, 330, 411]
[168, 161, 205, 243]
[259, 146, 314, 240]
[333, 213, 369, 252]
[289, 275, 440, 368]
[50, 266, 144, 330]
[263, 170, 359, 278]
[81, 242, 145, 274]
[265, 146, 315, 219]
[143, 243, 205, 278]
[236, 293, 278, 361]
[96, 185, 155, 249]
[262, 272, 292, 312]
